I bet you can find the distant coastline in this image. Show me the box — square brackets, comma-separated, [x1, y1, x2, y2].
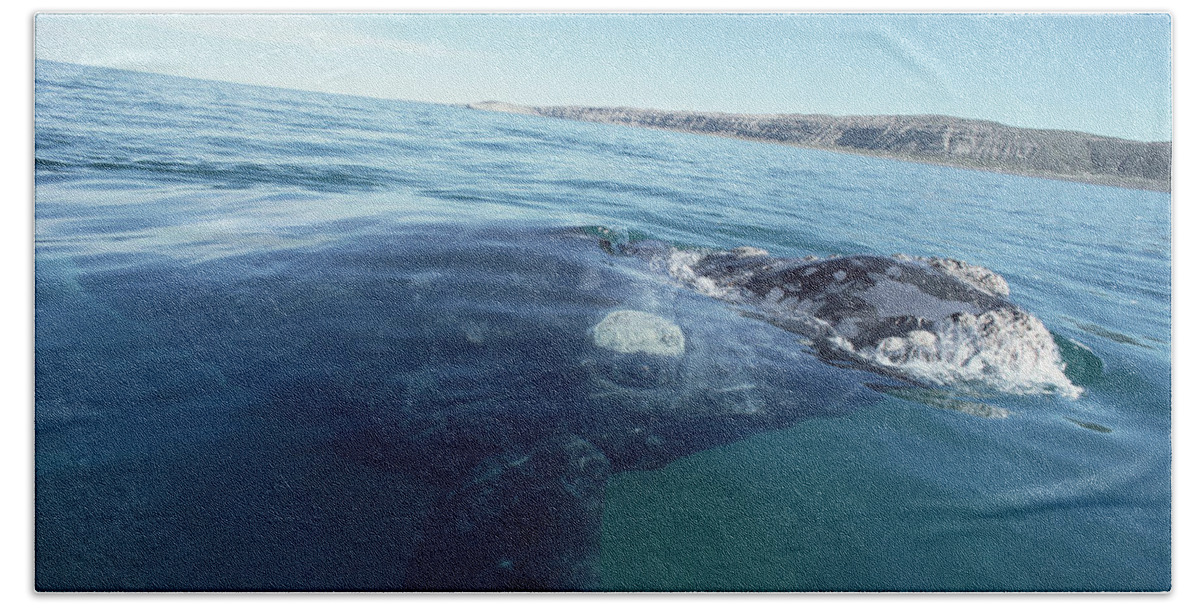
[467, 102, 1171, 193]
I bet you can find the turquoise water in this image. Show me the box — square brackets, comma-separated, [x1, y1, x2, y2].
[34, 60, 1170, 591]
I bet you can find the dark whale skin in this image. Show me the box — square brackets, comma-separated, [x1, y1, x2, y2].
[691, 249, 1016, 349]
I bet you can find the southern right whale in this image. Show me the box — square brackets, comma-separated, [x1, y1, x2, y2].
[394, 229, 1081, 589]
[48, 224, 1079, 591]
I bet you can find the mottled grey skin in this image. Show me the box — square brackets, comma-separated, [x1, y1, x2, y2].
[689, 247, 1019, 351]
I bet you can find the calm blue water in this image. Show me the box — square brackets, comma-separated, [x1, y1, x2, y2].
[34, 60, 1170, 591]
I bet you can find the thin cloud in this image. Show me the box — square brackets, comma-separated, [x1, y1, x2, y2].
[149, 14, 457, 59]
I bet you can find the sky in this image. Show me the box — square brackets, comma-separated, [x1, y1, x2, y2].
[34, 11, 1171, 142]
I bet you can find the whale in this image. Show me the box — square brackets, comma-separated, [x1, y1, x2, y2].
[47, 225, 1077, 590]
[373, 229, 1078, 589]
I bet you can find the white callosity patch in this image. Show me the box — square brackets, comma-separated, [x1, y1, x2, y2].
[861, 308, 1082, 398]
[591, 310, 685, 357]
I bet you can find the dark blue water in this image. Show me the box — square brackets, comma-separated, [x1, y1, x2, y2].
[34, 60, 1170, 591]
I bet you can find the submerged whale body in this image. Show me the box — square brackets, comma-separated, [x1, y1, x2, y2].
[400, 231, 1081, 590]
[397, 232, 889, 590]
[55, 224, 1078, 590]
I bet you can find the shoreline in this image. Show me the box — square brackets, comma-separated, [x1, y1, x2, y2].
[467, 102, 1171, 194]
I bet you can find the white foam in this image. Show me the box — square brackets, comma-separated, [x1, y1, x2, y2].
[664, 249, 738, 300]
[857, 308, 1083, 398]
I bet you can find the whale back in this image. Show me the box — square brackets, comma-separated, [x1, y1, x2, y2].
[698, 253, 1016, 349]
[622, 240, 1080, 398]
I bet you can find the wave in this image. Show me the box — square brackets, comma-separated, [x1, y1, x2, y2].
[35, 156, 394, 193]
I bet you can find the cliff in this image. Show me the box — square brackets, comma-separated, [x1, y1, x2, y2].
[467, 102, 1171, 192]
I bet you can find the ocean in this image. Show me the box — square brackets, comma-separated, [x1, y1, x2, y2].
[33, 59, 1171, 591]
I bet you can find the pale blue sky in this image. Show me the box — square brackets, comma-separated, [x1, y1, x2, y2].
[35, 13, 1171, 141]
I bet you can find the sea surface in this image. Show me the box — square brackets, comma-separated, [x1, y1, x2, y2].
[34, 60, 1171, 591]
